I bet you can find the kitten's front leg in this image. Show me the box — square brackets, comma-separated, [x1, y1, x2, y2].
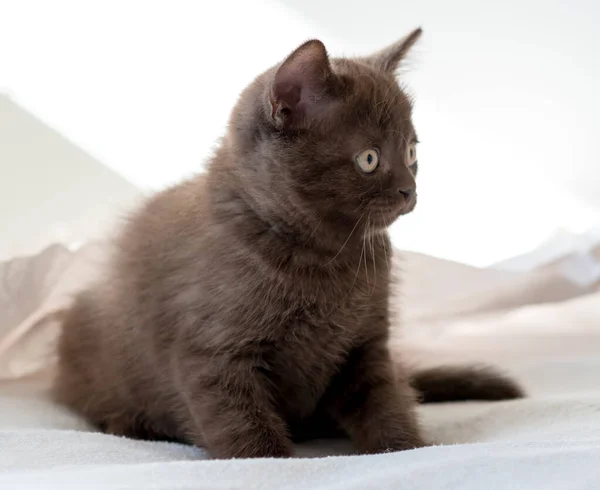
[327, 338, 424, 454]
[176, 355, 292, 459]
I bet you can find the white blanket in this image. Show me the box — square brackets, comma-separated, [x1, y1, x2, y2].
[2, 243, 600, 489]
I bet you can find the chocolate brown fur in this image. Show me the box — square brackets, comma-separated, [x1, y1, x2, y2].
[411, 366, 524, 404]
[54, 28, 523, 459]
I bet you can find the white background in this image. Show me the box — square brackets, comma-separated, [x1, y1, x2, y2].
[1, 0, 598, 266]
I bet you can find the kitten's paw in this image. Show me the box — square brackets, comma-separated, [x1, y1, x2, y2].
[221, 441, 293, 459]
[361, 434, 426, 454]
[208, 432, 293, 459]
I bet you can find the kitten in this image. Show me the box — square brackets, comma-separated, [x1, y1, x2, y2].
[54, 28, 523, 459]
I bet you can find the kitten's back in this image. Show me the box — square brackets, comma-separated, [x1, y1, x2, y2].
[54, 175, 214, 441]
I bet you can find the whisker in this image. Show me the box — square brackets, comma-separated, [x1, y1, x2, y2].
[362, 219, 369, 287]
[323, 213, 365, 267]
[349, 235, 365, 293]
[369, 214, 377, 295]
[379, 212, 389, 267]
[304, 215, 324, 244]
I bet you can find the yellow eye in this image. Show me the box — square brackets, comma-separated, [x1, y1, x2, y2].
[406, 143, 417, 167]
[356, 148, 379, 173]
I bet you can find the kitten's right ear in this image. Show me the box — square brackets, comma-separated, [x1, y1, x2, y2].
[363, 27, 423, 74]
[270, 40, 336, 128]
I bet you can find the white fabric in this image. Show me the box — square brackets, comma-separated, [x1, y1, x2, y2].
[1, 242, 600, 489]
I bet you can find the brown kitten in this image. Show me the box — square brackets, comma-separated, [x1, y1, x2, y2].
[53, 28, 523, 459]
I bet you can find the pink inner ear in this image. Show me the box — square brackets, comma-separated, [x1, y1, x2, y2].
[272, 40, 333, 121]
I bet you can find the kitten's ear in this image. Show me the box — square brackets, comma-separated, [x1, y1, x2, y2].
[270, 40, 336, 128]
[363, 27, 422, 74]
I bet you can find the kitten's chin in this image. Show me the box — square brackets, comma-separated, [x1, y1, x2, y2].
[365, 211, 398, 231]
[366, 198, 417, 229]
[400, 197, 417, 215]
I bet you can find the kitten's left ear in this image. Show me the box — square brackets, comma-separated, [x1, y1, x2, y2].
[270, 39, 336, 128]
[363, 27, 422, 74]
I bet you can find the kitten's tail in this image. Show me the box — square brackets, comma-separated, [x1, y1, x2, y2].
[410, 365, 525, 403]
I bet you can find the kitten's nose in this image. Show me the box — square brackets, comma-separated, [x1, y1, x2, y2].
[398, 187, 415, 199]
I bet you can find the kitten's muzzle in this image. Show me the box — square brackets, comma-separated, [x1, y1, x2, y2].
[367, 191, 417, 220]
[371, 184, 416, 209]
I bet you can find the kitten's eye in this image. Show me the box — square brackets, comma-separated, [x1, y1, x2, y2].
[406, 143, 417, 167]
[355, 148, 379, 174]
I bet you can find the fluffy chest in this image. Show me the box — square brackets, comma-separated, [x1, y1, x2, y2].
[195, 239, 392, 420]
[267, 314, 353, 421]
[263, 287, 385, 421]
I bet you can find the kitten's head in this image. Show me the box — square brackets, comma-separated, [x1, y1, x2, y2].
[228, 28, 422, 233]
